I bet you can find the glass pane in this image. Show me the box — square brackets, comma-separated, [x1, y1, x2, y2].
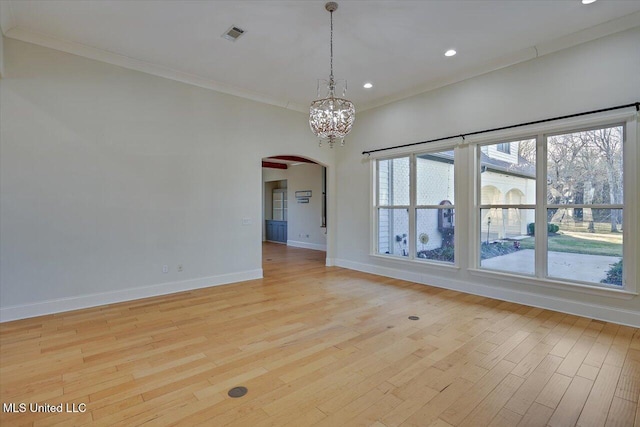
[416, 151, 455, 205]
[547, 208, 623, 286]
[480, 139, 536, 205]
[416, 208, 454, 263]
[480, 208, 535, 275]
[378, 157, 410, 206]
[377, 208, 409, 257]
[547, 126, 623, 205]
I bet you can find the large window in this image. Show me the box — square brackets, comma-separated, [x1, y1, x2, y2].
[371, 116, 633, 295]
[477, 125, 625, 288]
[376, 150, 455, 263]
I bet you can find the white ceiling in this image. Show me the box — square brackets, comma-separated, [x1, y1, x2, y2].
[2, 1, 639, 112]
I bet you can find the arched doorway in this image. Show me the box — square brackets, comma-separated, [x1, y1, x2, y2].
[261, 155, 331, 271]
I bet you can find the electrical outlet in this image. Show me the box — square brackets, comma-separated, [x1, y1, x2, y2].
[242, 218, 252, 225]
[177, 264, 183, 272]
[162, 265, 169, 273]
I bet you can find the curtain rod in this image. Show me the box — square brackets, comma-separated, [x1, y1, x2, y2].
[361, 102, 640, 156]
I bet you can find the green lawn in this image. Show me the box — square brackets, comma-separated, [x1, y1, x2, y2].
[518, 234, 622, 257]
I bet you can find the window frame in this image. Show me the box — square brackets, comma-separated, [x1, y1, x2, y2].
[469, 113, 636, 296]
[540, 124, 625, 287]
[476, 137, 537, 276]
[369, 109, 637, 297]
[373, 147, 459, 266]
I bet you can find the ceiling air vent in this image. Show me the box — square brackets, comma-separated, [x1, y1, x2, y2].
[222, 26, 246, 41]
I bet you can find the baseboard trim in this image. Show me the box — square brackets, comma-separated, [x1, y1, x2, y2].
[286, 240, 327, 252]
[0, 269, 263, 323]
[334, 258, 640, 328]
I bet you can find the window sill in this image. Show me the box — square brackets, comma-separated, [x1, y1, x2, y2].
[468, 268, 637, 300]
[370, 253, 461, 272]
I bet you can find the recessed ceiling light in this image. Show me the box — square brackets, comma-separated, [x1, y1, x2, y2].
[444, 49, 457, 57]
[581, 0, 597, 3]
[363, 82, 373, 89]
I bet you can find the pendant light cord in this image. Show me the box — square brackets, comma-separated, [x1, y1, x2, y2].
[330, 10, 334, 82]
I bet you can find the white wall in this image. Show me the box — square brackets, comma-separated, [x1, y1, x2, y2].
[262, 164, 326, 251]
[0, 38, 336, 321]
[335, 28, 640, 326]
[0, 35, 5, 77]
[286, 163, 326, 251]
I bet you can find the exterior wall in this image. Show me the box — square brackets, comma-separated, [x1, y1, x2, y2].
[378, 158, 410, 256]
[485, 141, 520, 164]
[416, 157, 455, 251]
[481, 171, 536, 237]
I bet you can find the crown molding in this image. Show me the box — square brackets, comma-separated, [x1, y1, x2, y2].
[3, 26, 308, 113]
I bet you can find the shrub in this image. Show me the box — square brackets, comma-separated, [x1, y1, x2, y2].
[527, 223, 560, 236]
[417, 245, 455, 262]
[480, 242, 518, 260]
[601, 259, 623, 286]
[527, 223, 535, 236]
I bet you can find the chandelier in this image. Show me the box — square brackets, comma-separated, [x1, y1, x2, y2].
[309, 2, 355, 148]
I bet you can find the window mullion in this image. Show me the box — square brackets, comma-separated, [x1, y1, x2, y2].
[409, 154, 417, 260]
[535, 133, 547, 279]
[474, 144, 482, 269]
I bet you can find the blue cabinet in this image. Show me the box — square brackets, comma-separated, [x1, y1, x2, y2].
[266, 220, 287, 243]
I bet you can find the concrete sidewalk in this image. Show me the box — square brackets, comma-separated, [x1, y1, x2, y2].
[480, 249, 621, 284]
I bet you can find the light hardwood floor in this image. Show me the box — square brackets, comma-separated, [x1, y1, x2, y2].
[1, 243, 639, 426]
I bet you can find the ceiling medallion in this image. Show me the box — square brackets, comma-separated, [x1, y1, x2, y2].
[309, 2, 355, 148]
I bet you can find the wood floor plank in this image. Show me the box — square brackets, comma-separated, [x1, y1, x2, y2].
[504, 354, 563, 415]
[517, 402, 554, 427]
[577, 363, 600, 381]
[488, 408, 522, 427]
[0, 243, 637, 427]
[398, 377, 474, 427]
[615, 348, 640, 403]
[535, 373, 572, 410]
[577, 363, 622, 427]
[604, 396, 636, 427]
[458, 374, 525, 427]
[548, 375, 594, 427]
[556, 334, 597, 377]
[439, 359, 516, 425]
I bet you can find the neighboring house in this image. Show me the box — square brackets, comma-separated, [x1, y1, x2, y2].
[480, 141, 536, 241]
[379, 142, 536, 256]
